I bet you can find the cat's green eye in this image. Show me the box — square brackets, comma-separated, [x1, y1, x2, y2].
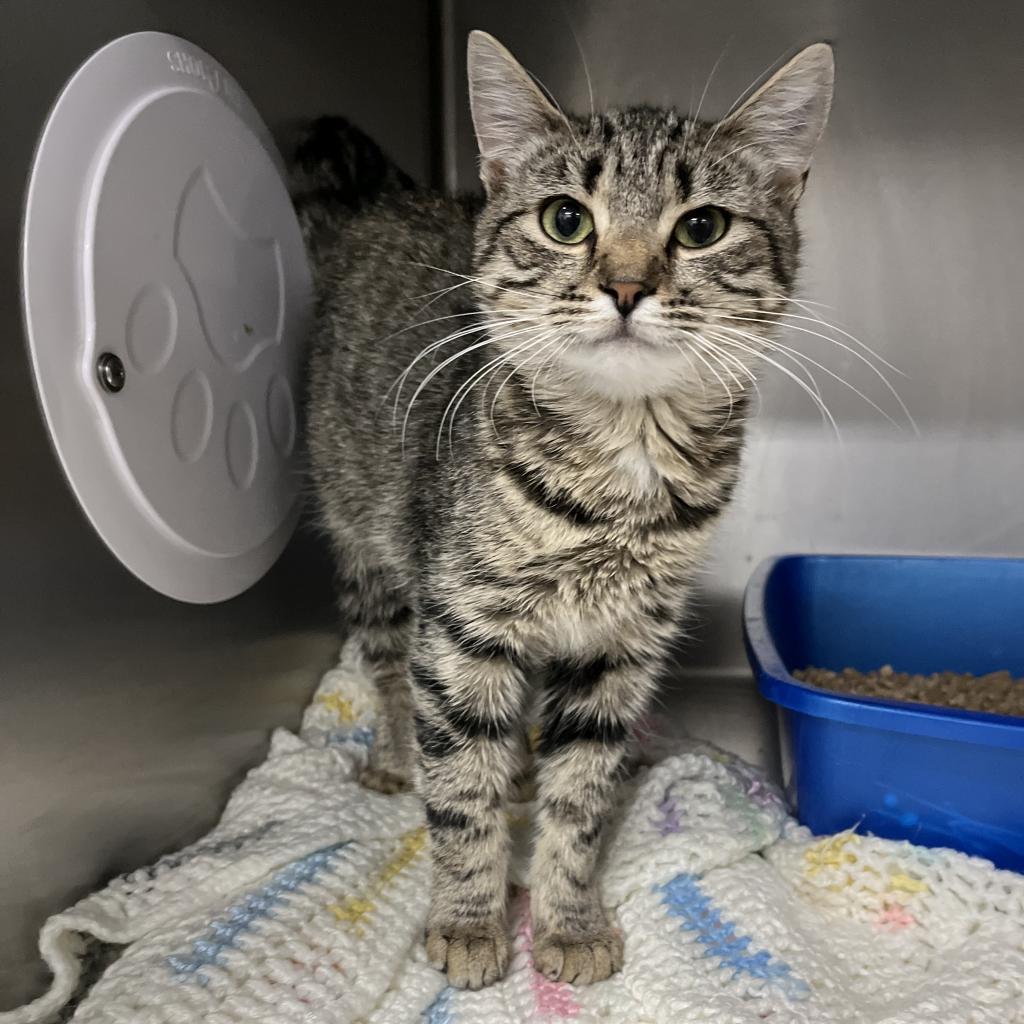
[540, 197, 595, 244]
[674, 206, 729, 249]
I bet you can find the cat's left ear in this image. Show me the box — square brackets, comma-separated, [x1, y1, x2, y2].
[468, 31, 564, 193]
[719, 42, 834, 204]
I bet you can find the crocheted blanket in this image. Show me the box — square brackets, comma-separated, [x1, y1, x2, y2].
[4, 642, 1023, 1024]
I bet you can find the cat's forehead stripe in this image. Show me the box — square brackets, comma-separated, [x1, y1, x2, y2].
[582, 156, 604, 194]
[675, 160, 692, 202]
[562, 111, 700, 218]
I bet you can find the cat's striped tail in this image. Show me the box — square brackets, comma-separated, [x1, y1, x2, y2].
[289, 116, 415, 258]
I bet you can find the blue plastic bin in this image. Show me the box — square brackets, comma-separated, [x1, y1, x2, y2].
[743, 555, 1024, 872]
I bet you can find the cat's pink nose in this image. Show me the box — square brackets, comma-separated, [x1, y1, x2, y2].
[601, 280, 647, 317]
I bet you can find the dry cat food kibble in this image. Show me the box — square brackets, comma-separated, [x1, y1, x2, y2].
[795, 664, 1024, 718]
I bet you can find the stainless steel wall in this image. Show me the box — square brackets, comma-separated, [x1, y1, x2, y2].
[0, 1, 433, 1007]
[445, 1, 1024, 679]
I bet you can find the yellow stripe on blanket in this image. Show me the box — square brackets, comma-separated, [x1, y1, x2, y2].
[329, 828, 427, 934]
[803, 832, 860, 890]
[317, 693, 358, 723]
[889, 872, 929, 895]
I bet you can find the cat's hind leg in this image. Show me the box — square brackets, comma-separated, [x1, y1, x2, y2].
[334, 548, 417, 793]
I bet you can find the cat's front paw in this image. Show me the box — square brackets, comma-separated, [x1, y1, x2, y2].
[425, 920, 511, 989]
[532, 925, 624, 985]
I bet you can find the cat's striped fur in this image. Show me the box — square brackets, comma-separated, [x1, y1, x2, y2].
[297, 33, 833, 989]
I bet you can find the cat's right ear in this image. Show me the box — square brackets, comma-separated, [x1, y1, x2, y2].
[468, 31, 563, 193]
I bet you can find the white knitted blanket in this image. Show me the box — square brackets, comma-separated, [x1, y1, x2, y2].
[5, 642, 1024, 1024]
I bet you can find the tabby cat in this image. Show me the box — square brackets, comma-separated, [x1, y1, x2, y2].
[295, 31, 833, 989]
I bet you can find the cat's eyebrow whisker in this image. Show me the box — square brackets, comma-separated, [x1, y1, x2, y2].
[518, 69, 586, 159]
[704, 134, 804, 172]
[698, 43, 796, 163]
[717, 312, 917, 434]
[705, 329, 843, 443]
[724, 44, 796, 121]
[558, 3, 595, 119]
[685, 36, 732, 151]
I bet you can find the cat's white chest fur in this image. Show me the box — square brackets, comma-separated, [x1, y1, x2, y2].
[612, 442, 659, 491]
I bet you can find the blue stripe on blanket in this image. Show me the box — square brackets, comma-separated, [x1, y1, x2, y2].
[166, 841, 350, 984]
[423, 986, 455, 1023]
[657, 873, 810, 1000]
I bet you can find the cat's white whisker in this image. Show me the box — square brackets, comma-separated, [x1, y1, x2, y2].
[688, 337, 753, 417]
[384, 316, 540, 421]
[716, 316, 916, 433]
[692, 333, 759, 390]
[735, 298, 907, 375]
[409, 261, 551, 301]
[707, 320, 825, 404]
[684, 336, 738, 417]
[402, 321, 550, 452]
[408, 277, 482, 312]
[381, 310, 490, 345]
[686, 331, 751, 396]
[705, 136, 797, 172]
[697, 337, 764, 422]
[529, 336, 575, 414]
[438, 328, 561, 457]
[722, 308, 915, 427]
[387, 321, 513, 423]
[667, 337, 706, 399]
[482, 332, 568, 445]
[705, 329, 843, 443]
[389, 312, 545, 383]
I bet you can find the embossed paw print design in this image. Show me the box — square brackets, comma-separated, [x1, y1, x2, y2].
[23, 33, 312, 601]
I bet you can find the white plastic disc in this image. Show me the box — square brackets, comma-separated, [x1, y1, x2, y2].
[22, 32, 313, 603]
